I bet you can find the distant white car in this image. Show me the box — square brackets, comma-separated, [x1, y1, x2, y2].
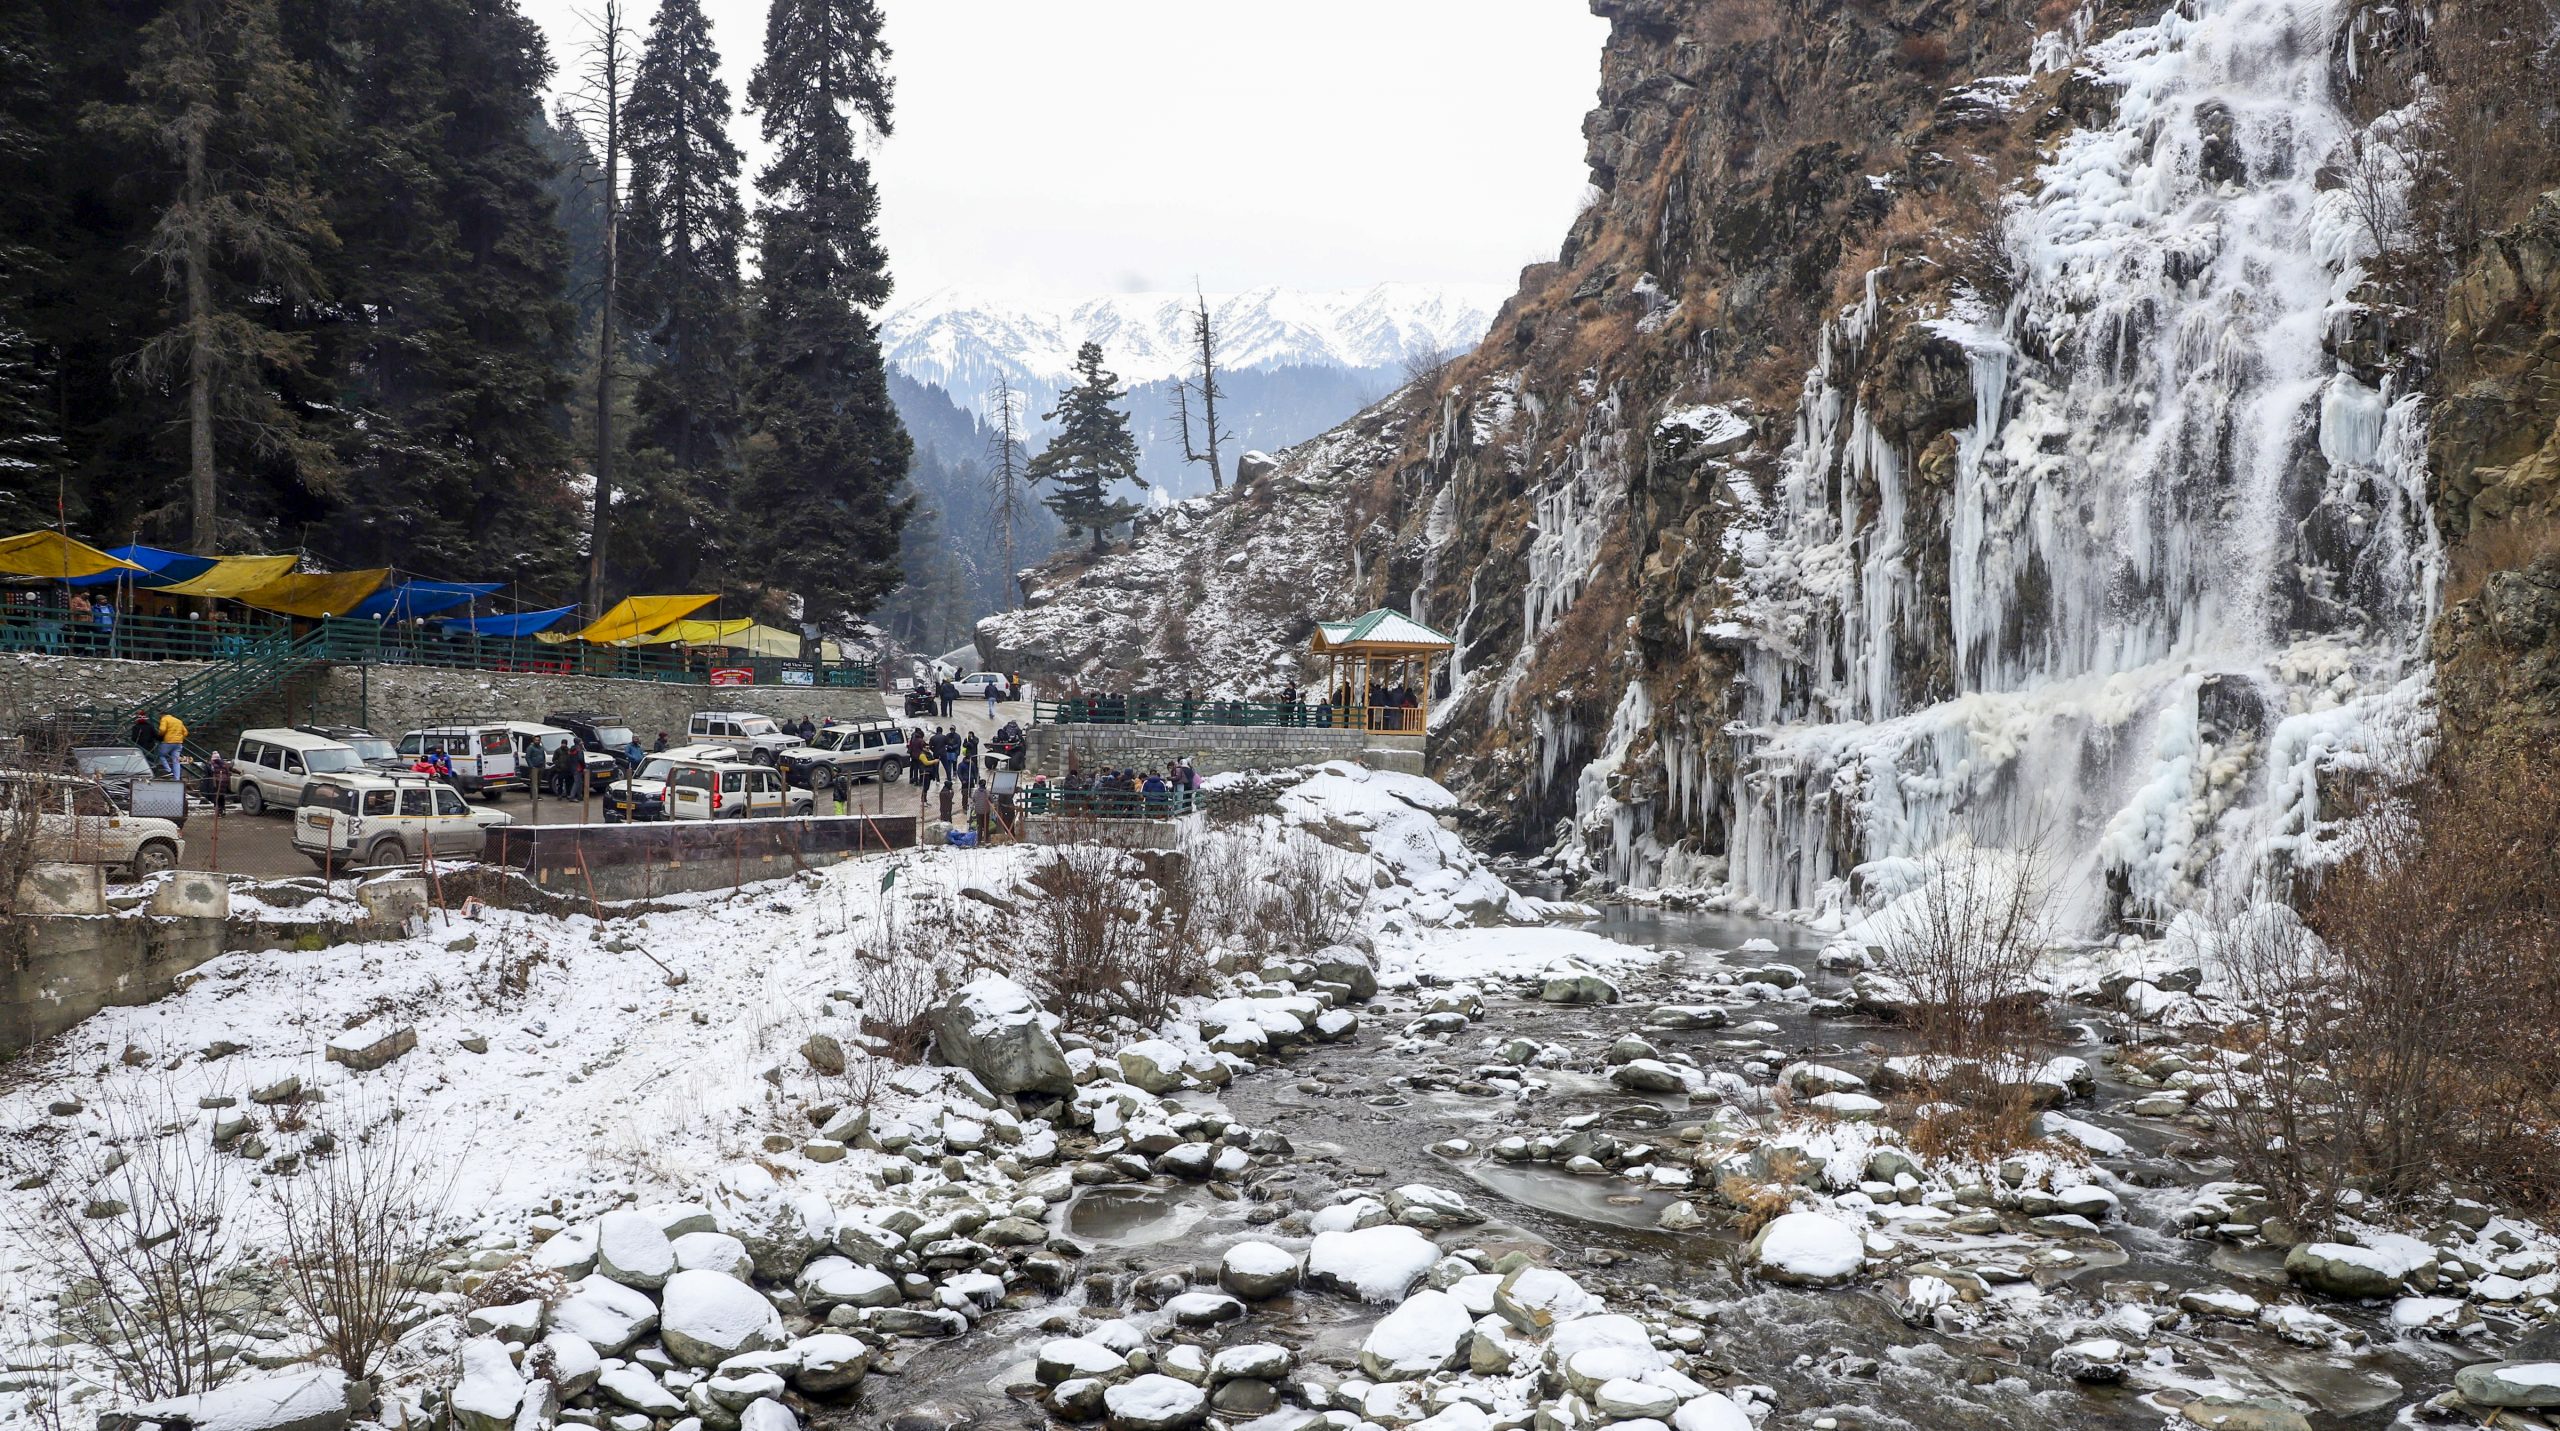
[1, 770, 185, 877]
[952, 672, 1014, 702]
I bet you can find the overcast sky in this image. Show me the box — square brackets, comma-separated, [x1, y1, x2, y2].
[518, 0, 1608, 300]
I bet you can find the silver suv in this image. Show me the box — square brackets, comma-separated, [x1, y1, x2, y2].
[293, 773, 513, 868]
[777, 720, 911, 790]
[685, 711, 797, 765]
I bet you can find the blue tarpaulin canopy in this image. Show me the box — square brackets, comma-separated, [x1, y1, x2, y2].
[64, 545, 217, 588]
[438, 604, 576, 637]
[353, 580, 504, 621]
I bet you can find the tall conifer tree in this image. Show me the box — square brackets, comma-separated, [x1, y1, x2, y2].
[1026, 341, 1144, 552]
[618, 0, 746, 595]
[743, 0, 911, 629]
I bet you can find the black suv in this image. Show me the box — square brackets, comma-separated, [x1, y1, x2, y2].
[545, 712, 645, 773]
[294, 724, 410, 775]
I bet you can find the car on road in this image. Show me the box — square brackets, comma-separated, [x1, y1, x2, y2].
[776, 719, 911, 791]
[952, 671, 1015, 702]
[601, 743, 737, 822]
[504, 720, 620, 792]
[686, 711, 798, 764]
[664, 758, 811, 820]
[231, 729, 368, 815]
[293, 772, 514, 869]
[393, 724, 530, 799]
[294, 725, 410, 775]
[1, 770, 185, 877]
[544, 712, 645, 772]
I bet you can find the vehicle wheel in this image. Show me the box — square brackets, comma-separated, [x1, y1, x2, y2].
[809, 766, 838, 796]
[233, 782, 262, 816]
[365, 837, 405, 868]
[752, 748, 774, 766]
[879, 756, 905, 784]
[131, 839, 178, 877]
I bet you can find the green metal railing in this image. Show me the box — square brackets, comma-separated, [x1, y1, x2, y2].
[1033, 696, 1423, 732]
[0, 605, 876, 689]
[1023, 784, 1205, 819]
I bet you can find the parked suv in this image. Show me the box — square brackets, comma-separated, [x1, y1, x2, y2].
[232, 728, 367, 815]
[686, 711, 796, 765]
[663, 759, 812, 820]
[294, 725, 409, 775]
[293, 772, 513, 869]
[602, 743, 733, 822]
[544, 712, 645, 772]
[0, 770, 185, 877]
[503, 721, 619, 791]
[777, 719, 910, 791]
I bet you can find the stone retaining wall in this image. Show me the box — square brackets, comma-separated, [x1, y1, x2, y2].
[5, 913, 228, 1057]
[1025, 724, 1424, 779]
[480, 814, 921, 903]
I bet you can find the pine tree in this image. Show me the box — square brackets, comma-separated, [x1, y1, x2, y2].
[1027, 341, 1145, 552]
[0, 316, 58, 531]
[0, 6, 60, 531]
[82, 0, 336, 553]
[742, 0, 912, 629]
[617, 0, 747, 596]
[1174, 285, 1230, 492]
[562, 0, 636, 612]
[313, 0, 580, 587]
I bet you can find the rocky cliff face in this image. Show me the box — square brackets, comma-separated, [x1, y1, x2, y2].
[986, 0, 2516, 930]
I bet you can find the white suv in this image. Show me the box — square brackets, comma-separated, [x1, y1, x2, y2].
[777, 720, 911, 790]
[686, 711, 798, 765]
[952, 672, 1013, 702]
[663, 759, 812, 820]
[0, 771, 185, 877]
[293, 773, 513, 869]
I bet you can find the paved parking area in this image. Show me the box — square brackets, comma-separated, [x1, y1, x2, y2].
[176, 692, 1035, 880]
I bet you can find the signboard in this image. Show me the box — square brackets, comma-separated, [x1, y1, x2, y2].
[709, 667, 753, 687]
[778, 665, 815, 687]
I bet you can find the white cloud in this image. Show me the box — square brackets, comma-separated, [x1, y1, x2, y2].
[519, 0, 1606, 300]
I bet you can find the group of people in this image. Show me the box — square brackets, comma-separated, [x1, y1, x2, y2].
[905, 726, 986, 790]
[1043, 758, 1201, 815]
[126, 710, 187, 780]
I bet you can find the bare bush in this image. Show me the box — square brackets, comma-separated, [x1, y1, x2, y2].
[1871, 844, 2054, 1141]
[272, 1091, 458, 1387]
[1257, 829, 1363, 957]
[1029, 842, 1166, 1029]
[859, 946, 943, 1065]
[2203, 754, 2560, 1226]
[6, 1081, 250, 1399]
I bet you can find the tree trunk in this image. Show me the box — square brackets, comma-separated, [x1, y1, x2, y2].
[586, 15, 623, 614]
[184, 122, 216, 553]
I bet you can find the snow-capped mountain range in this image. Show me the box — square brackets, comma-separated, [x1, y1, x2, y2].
[878, 282, 1509, 428]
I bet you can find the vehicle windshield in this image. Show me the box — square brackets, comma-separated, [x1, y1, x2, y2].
[636, 758, 675, 782]
[304, 748, 362, 774]
[593, 725, 635, 748]
[737, 717, 779, 737]
[343, 737, 397, 763]
[815, 729, 854, 750]
[80, 750, 152, 776]
[303, 782, 357, 814]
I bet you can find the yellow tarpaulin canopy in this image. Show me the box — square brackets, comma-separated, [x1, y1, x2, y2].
[625, 617, 755, 646]
[709, 623, 817, 659]
[575, 594, 716, 643]
[152, 554, 302, 598]
[236, 568, 390, 618]
[0, 531, 144, 579]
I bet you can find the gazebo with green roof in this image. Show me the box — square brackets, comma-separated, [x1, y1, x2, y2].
[1311, 608, 1455, 734]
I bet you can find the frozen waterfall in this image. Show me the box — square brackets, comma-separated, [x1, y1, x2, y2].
[1716, 0, 2440, 930]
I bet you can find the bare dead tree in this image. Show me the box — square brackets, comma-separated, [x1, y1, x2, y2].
[1173, 284, 1230, 492]
[5, 1078, 250, 1400]
[272, 1088, 459, 1390]
[565, 0, 636, 615]
[984, 374, 1029, 611]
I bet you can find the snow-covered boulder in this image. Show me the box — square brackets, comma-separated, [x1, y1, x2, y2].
[1359, 1289, 1473, 1380]
[792, 1333, 872, 1397]
[595, 1209, 676, 1291]
[1218, 1241, 1298, 1300]
[452, 1339, 525, 1431]
[111, 1369, 350, 1431]
[1747, 1212, 1863, 1287]
[930, 976, 1074, 1097]
[1492, 1266, 1596, 1333]
[2284, 1236, 2438, 1298]
[1037, 1337, 1131, 1386]
[1102, 1373, 1206, 1430]
[1304, 1225, 1438, 1302]
[1672, 1393, 1755, 1431]
[1115, 1040, 1187, 1094]
[658, 1269, 786, 1367]
[549, 1275, 658, 1355]
[2455, 1361, 2560, 1410]
[707, 1164, 833, 1279]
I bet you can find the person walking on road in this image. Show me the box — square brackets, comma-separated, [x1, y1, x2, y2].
[155, 710, 187, 780]
[984, 681, 998, 719]
[203, 749, 229, 813]
[959, 733, 980, 790]
[938, 678, 958, 718]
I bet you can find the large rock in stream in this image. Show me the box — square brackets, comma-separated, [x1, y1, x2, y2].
[930, 976, 1074, 1097]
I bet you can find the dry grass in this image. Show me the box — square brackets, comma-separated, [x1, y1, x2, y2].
[1718, 1148, 1808, 1237]
[273, 1091, 457, 1385]
[2441, 511, 2560, 608]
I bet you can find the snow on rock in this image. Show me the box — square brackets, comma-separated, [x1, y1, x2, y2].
[737, 1398, 798, 1431]
[707, 1164, 834, 1280]
[658, 1268, 787, 1367]
[1305, 1224, 1440, 1302]
[1748, 1211, 1865, 1286]
[549, 1274, 658, 1355]
[1672, 1392, 1756, 1431]
[115, 1369, 351, 1431]
[2284, 1235, 2439, 1298]
[1218, 1239, 1300, 1299]
[930, 975, 1075, 1097]
[594, 1208, 676, 1290]
[451, 1339, 525, 1431]
[1359, 1289, 1475, 1380]
[1100, 1372, 1208, 1430]
[1493, 1265, 1597, 1332]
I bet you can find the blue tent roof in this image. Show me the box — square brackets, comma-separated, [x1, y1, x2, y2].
[439, 604, 576, 637]
[64, 545, 217, 588]
[352, 580, 504, 621]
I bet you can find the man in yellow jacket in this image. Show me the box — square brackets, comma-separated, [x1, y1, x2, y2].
[156, 711, 187, 781]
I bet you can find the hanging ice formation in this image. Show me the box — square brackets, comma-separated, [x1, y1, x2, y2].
[1703, 0, 2441, 929]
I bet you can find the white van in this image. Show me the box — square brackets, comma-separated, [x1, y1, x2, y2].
[231, 729, 366, 815]
[294, 772, 514, 868]
[0, 771, 185, 877]
[394, 725, 528, 798]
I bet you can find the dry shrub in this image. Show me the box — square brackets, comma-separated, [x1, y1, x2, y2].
[1259, 830, 1363, 957]
[5, 1080, 249, 1399]
[1871, 845, 2054, 1147]
[2204, 753, 2560, 1227]
[1897, 33, 1952, 75]
[2441, 511, 2560, 608]
[1718, 1148, 1808, 1237]
[466, 1260, 566, 1312]
[853, 897, 954, 1065]
[1028, 840, 1206, 1031]
[273, 1091, 457, 1385]
[1904, 1088, 2043, 1165]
